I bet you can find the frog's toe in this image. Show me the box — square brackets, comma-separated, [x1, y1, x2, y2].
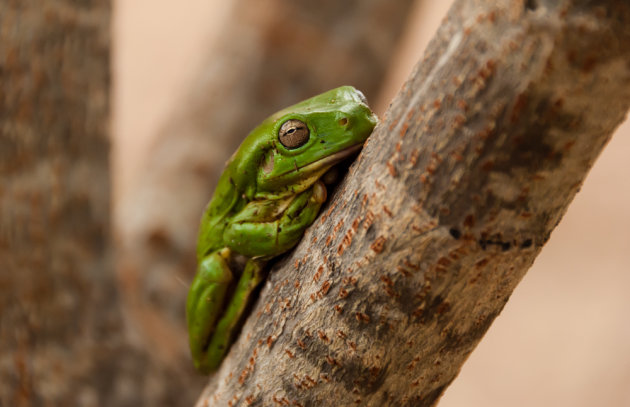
[311, 180, 327, 204]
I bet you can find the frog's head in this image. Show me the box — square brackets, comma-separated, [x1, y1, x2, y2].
[242, 86, 377, 199]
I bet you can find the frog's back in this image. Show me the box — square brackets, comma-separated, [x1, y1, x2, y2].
[196, 168, 240, 260]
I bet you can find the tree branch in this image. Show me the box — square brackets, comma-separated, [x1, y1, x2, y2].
[198, 0, 630, 405]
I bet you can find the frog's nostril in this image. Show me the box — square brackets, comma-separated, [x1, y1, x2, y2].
[338, 117, 349, 126]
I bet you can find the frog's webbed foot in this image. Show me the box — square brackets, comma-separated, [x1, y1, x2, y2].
[201, 259, 265, 370]
[224, 181, 327, 257]
[285, 180, 327, 219]
[274, 180, 327, 247]
[187, 252, 266, 373]
[186, 250, 233, 373]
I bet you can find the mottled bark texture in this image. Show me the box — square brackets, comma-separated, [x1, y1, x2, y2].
[0, 2, 195, 406]
[199, 1, 630, 406]
[114, 0, 415, 390]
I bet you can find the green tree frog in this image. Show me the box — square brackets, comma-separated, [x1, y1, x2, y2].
[186, 86, 377, 373]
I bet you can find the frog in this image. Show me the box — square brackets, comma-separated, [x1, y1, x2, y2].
[186, 86, 378, 373]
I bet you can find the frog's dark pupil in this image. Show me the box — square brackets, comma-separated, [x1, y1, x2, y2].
[279, 119, 309, 149]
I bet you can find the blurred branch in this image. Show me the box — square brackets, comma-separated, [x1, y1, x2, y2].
[0, 1, 186, 405]
[198, 0, 630, 405]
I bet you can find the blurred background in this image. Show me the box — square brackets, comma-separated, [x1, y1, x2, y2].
[111, 0, 630, 405]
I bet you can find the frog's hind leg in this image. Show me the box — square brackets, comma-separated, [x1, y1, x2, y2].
[186, 250, 233, 373]
[202, 259, 265, 371]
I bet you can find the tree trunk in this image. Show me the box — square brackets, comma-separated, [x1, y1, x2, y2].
[0, 1, 195, 405]
[198, 0, 630, 405]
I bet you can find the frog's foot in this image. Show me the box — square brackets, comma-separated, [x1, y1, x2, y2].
[285, 180, 326, 218]
[199, 259, 265, 371]
[186, 250, 233, 373]
[311, 180, 327, 203]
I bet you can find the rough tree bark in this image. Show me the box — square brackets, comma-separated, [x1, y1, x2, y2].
[198, 1, 630, 406]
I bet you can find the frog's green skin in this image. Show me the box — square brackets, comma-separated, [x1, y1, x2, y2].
[186, 86, 377, 373]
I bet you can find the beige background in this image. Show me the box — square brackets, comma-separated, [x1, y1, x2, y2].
[113, 1, 630, 405]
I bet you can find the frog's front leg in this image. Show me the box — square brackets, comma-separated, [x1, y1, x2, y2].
[224, 181, 327, 257]
[202, 183, 325, 366]
[188, 183, 327, 373]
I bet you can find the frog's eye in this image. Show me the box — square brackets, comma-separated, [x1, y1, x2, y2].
[279, 119, 309, 149]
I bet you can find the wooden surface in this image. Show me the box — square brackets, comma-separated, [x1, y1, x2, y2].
[198, 1, 630, 405]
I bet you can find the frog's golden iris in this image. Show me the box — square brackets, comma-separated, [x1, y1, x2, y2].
[278, 119, 310, 149]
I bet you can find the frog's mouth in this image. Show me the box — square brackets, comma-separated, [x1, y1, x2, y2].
[257, 143, 365, 199]
[292, 143, 364, 175]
